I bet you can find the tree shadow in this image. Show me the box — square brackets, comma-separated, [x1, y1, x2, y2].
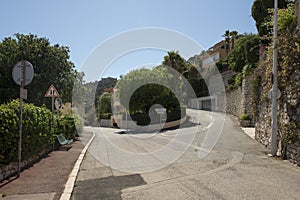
[115, 117, 200, 135]
[72, 174, 146, 200]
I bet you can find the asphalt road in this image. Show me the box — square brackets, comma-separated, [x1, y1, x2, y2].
[71, 109, 300, 200]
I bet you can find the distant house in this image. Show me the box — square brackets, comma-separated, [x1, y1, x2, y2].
[201, 40, 228, 70]
[103, 87, 114, 93]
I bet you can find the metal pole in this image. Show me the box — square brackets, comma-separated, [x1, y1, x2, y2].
[52, 96, 54, 115]
[125, 109, 128, 131]
[52, 96, 55, 132]
[18, 61, 25, 177]
[270, 0, 278, 156]
[160, 114, 162, 129]
[52, 96, 55, 150]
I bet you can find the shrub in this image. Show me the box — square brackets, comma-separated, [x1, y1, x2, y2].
[0, 100, 56, 165]
[239, 114, 251, 121]
[100, 113, 112, 120]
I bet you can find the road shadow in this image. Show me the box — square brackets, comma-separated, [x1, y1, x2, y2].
[72, 174, 146, 200]
[115, 117, 200, 135]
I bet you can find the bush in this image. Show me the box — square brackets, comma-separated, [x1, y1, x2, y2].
[0, 100, 56, 165]
[100, 113, 112, 120]
[239, 114, 251, 121]
[128, 107, 186, 126]
[57, 114, 77, 139]
[0, 99, 80, 166]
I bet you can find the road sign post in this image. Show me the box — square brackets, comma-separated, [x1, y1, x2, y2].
[155, 108, 166, 130]
[44, 84, 60, 149]
[45, 84, 60, 114]
[12, 60, 34, 177]
[271, 0, 279, 157]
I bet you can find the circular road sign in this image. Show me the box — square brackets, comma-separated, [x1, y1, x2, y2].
[12, 61, 34, 86]
[55, 97, 63, 110]
[268, 89, 282, 100]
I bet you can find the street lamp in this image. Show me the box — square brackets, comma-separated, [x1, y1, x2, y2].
[270, 0, 278, 156]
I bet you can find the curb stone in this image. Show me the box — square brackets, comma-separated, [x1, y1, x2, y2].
[59, 132, 96, 200]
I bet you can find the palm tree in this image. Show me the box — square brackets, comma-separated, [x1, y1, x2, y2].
[230, 31, 239, 50]
[222, 30, 231, 54]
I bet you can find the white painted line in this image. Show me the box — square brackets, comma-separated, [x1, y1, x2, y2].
[59, 132, 96, 200]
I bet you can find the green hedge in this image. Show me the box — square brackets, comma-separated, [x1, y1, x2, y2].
[57, 114, 78, 139]
[127, 107, 186, 126]
[0, 100, 63, 165]
[99, 113, 112, 120]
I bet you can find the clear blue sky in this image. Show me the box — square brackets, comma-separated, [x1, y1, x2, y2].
[0, 0, 257, 82]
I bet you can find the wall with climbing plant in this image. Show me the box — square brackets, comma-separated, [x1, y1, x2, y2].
[254, 23, 300, 165]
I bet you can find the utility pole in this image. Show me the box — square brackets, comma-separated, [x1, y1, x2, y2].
[18, 61, 25, 177]
[270, 0, 278, 156]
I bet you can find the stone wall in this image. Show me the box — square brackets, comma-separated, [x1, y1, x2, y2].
[226, 86, 243, 117]
[225, 77, 252, 118]
[286, 142, 300, 165]
[0, 147, 52, 182]
[255, 69, 300, 166]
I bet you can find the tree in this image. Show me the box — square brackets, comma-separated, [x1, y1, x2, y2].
[222, 30, 239, 54]
[162, 51, 187, 74]
[97, 92, 112, 120]
[115, 67, 179, 114]
[264, 4, 297, 35]
[227, 34, 260, 73]
[94, 77, 117, 119]
[251, 0, 288, 38]
[0, 34, 77, 108]
[222, 30, 231, 54]
[230, 30, 239, 50]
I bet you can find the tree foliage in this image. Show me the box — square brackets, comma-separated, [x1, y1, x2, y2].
[97, 92, 112, 119]
[251, 0, 288, 37]
[227, 34, 260, 73]
[162, 51, 188, 74]
[0, 34, 77, 108]
[263, 4, 297, 36]
[115, 67, 179, 115]
[0, 100, 54, 164]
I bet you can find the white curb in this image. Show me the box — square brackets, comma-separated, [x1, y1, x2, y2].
[59, 132, 96, 200]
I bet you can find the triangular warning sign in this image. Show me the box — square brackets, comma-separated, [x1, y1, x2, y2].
[44, 84, 60, 97]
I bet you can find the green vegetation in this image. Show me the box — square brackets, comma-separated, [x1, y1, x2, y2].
[94, 77, 117, 124]
[97, 92, 112, 120]
[239, 114, 251, 121]
[0, 33, 85, 167]
[251, 0, 300, 144]
[263, 4, 297, 35]
[251, 0, 288, 39]
[163, 51, 208, 98]
[0, 100, 80, 165]
[115, 66, 183, 126]
[0, 100, 54, 165]
[216, 33, 260, 88]
[0, 33, 78, 109]
[227, 34, 260, 73]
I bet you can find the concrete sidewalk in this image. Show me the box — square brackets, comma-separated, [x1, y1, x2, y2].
[242, 127, 255, 139]
[0, 131, 93, 200]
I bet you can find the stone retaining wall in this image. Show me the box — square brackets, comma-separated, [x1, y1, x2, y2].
[254, 70, 300, 166]
[286, 142, 300, 165]
[226, 86, 243, 117]
[0, 147, 52, 182]
[225, 77, 252, 118]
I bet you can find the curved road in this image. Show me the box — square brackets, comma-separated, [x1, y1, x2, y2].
[72, 109, 300, 200]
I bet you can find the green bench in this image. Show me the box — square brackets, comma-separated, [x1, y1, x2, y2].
[56, 134, 73, 145]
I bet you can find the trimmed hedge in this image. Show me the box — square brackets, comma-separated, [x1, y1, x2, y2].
[100, 113, 112, 120]
[0, 100, 65, 165]
[127, 107, 186, 126]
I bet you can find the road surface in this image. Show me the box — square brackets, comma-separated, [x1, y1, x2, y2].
[71, 109, 300, 200]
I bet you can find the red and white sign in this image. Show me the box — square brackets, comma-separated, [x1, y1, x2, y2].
[44, 84, 60, 97]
